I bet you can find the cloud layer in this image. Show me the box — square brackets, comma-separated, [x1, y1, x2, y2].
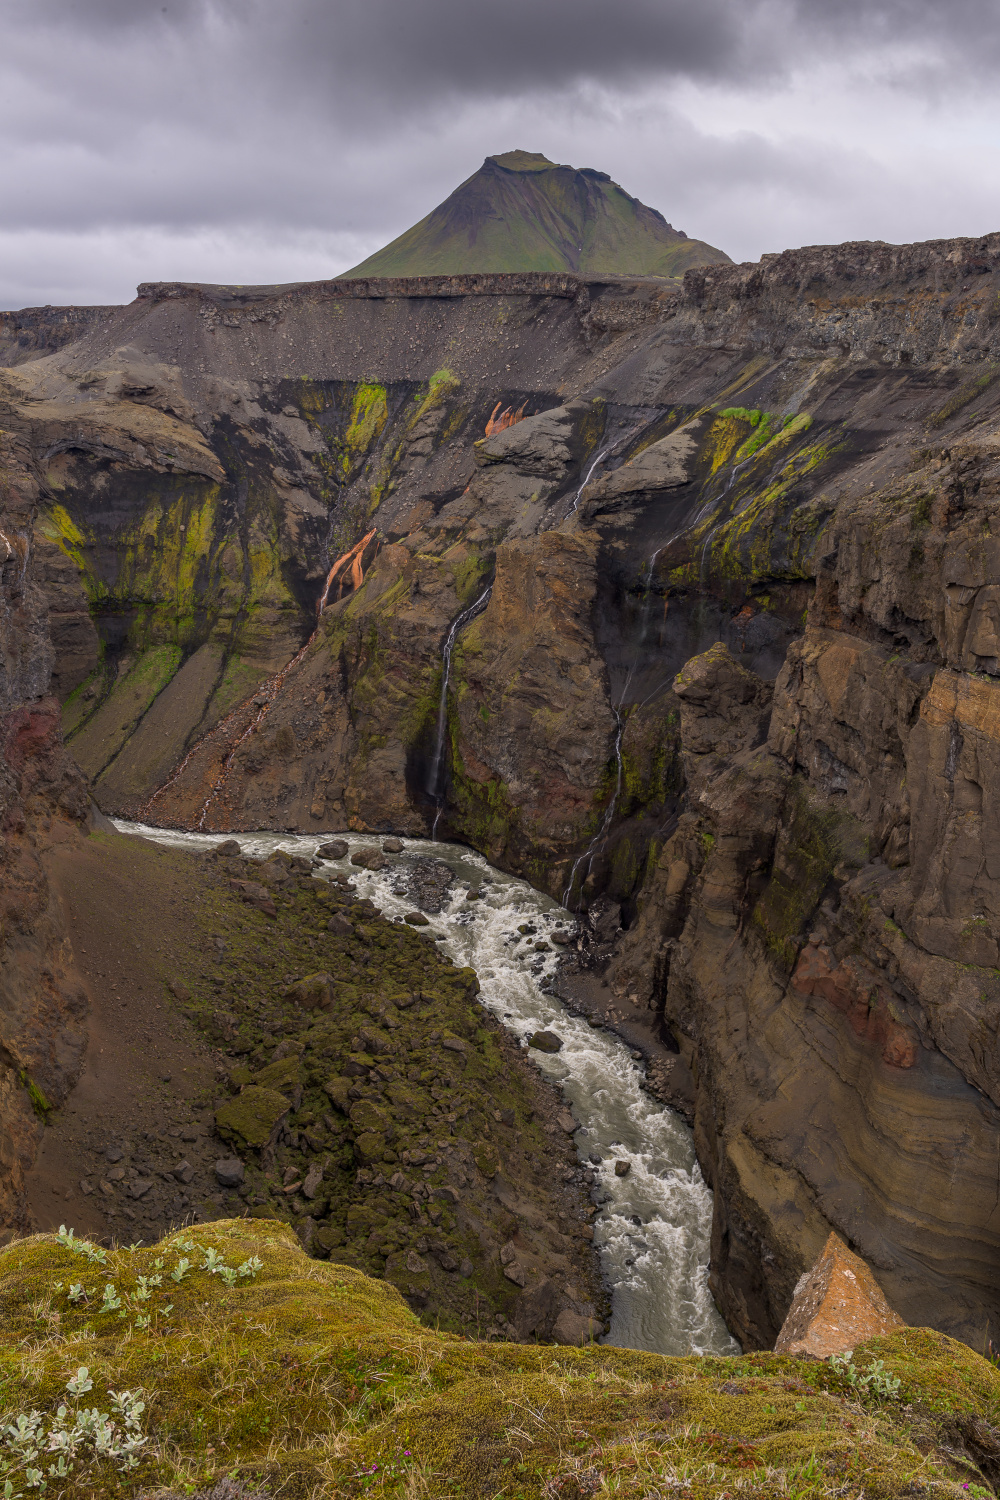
[1, 0, 999, 306]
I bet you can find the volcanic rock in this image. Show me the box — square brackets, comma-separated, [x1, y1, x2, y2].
[528, 1032, 562, 1053]
[317, 840, 349, 860]
[774, 1232, 905, 1358]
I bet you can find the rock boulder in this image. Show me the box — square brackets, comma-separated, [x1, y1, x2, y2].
[774, 1232, 905, 1358]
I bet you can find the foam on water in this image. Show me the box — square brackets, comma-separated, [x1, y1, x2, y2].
[114, 820, 738, 1357]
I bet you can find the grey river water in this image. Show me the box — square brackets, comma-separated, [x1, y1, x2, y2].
[115, 820, 738, 1358]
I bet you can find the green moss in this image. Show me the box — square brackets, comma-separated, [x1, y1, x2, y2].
[752, 780, 864, 968]
[450, 549, 490, 606]
[1, 1225, 996, 1499]
[19, 1072, 50, 1119]
[215, 1086, 290, 1149]
[927, 367, 998, 428]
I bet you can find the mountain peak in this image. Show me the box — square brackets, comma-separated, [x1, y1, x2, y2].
[344, 152, 730, 280]
[487, 149, 559, 173]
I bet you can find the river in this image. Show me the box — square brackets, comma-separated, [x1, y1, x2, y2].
[114, 820, 738, 1358]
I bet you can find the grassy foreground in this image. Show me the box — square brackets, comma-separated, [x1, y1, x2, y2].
[2, 1219, 999, 1500]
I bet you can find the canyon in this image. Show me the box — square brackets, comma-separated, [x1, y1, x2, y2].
[4, 230, 1000, 1361]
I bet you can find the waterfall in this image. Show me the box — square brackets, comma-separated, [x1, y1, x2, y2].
[427, 584, 493, 837]
[568, 446, 613, 514]
[562, 707, 626, 907]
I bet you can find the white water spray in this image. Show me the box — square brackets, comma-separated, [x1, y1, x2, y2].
[112, 820, 738, 1358]
[569, 447, 613, 514]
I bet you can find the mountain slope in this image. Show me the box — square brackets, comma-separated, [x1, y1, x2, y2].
[344, 149, 731, 279]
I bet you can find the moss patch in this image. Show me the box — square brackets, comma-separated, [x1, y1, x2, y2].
[1, 1222, 997, 1498]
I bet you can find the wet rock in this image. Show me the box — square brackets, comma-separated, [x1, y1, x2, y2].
[557, 1110, 578, 1134]
[382, 837, 404, 853]
[404, 911, 430, 926]
[351, 847, 387, 871]
[614, 1160, 631, 1177]
[398, 857, 454, 913]
[215, 1158, 245, 1189]
[774, 1232, 905, 1358]
[317, 840, 349, 859]
[214, 839, 242, 857]
[585, 897, 621, 948]
[528, 1031, 562, 1053]
[588, 424, 697, 505]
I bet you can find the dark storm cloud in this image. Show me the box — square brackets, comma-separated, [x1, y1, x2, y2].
[1, 0, 998, 306]
[14, 0, 1000, 104]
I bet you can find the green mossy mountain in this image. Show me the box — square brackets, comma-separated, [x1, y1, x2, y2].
[344, 149, 731, 279]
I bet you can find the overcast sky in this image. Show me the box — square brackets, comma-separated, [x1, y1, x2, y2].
[1, 0, 999, 308]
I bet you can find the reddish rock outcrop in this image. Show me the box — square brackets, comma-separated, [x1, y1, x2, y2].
[775, 1232, 904, 1358]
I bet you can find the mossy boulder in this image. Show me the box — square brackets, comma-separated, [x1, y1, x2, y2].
[253, 1054, 302, 1095]
[283, 972, 335, 1010]
[2, 1221, 1000, 1500]
[215, 1086, 289, 1148]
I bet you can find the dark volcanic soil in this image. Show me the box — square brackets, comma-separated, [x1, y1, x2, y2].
[27, 829, 248, 1240]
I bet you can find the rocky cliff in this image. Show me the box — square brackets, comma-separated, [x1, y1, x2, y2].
[7, 234, 1000, 1349]
[0, 429, 91, 1237]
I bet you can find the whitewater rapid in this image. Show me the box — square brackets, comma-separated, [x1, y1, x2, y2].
[115, 821, 738, 1358]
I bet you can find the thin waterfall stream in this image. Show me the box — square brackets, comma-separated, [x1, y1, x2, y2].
[427, 584, 493, 836]
[113, 820, 738, 1357]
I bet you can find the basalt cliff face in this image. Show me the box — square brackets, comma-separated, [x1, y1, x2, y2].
[0, 431, 91, 1235]
[7, 235, 1000, 1348]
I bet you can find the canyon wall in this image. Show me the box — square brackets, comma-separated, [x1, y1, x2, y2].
[0, 430, 90, 1238]
[6, 240, 1000, 1338]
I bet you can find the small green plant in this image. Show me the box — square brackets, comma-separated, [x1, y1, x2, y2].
[0, 1368, 146, 1495]
[99, 1284, 122, 1315]
[170, 1259, 192, 1284]
[55, 1227, 106, 1267]
[830, 1353, 901, 1400]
